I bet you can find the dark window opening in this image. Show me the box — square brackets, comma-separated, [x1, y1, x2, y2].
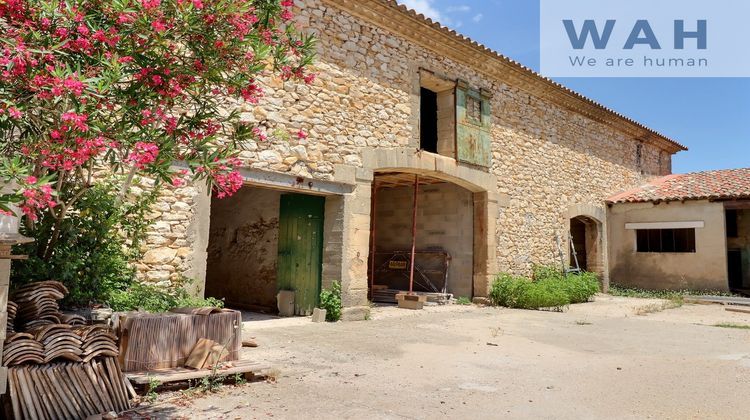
[726, 210, 739, 238]
[635, 143, 643, 172]
[420, 87, 438, 153]
[636, 228, 696, 253]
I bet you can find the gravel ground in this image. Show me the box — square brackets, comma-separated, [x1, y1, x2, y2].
[140, 296, 750, 419]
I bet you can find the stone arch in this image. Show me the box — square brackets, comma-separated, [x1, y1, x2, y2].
[359, 148, 498, 298]
[565, 204, 609, 291]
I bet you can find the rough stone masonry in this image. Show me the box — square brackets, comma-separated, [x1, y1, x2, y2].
[133, 0, 685, 319]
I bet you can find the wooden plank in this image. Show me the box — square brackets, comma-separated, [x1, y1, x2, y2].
[726, 307, 750, 314]
[685, 296, 750, 307]
[202, 344, 229, 369]
[185, 338, 216, 369]
[126, 360, 271, 385]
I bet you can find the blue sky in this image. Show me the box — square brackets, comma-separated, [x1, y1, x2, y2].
[398, 0, 750, 173]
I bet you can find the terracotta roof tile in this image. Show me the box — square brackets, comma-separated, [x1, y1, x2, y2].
[607, 168, 750, 204]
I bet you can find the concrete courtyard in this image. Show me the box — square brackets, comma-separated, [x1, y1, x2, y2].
[146, 297, 750, 419]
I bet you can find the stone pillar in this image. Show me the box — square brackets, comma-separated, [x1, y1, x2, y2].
[473, 192, 499, 297]
[337, 171, 373, 321]
[184, 183, 211, 297]
[322, 195, 344, 291]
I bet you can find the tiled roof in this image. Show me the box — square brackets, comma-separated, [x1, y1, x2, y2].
[376, 0, 687, 152]
[607, 168, 750, 204]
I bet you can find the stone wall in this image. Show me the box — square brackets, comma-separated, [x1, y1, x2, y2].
[134, 178, 209, 294]
[135, 0, 681, 298]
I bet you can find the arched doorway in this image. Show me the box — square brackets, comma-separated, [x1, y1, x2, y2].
[569, 215, 603, 275]
[368, 170, 487, 303]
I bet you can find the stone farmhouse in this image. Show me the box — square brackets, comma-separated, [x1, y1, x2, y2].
[135, 0, 687, 320]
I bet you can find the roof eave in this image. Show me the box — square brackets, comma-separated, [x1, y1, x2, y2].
[321, 0, 688, 153]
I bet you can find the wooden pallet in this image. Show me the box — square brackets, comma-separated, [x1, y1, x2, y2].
[684, 296, 750, 307]
[125, 360, 271, 386]
[372, 289, 453, 305]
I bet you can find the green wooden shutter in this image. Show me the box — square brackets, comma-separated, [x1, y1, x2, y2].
[456, 81, 491, 167]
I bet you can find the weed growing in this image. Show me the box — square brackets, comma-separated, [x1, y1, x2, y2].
[455, 296, 472, 305]
[146, 377, 161, 403]
[319, 282, 342, 322]
[489, 266, 600, 310]
[610, 285, 737, 301]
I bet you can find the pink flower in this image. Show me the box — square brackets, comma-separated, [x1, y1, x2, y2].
[61, 112, 89, 132]
[17, 184, 56, 221]
[126, 142, 160, 169]
[252, 127, 267, 141]
[303, 73, 317, 84]
[8, 108, 22, 118]
[170, 175, 185, 187]
[214, 170, 243, 198]
[25, 176, 38, 184]
[296, 130, 307, 140]
[141, 0, 161, 10]
[151, 20, 167, 33]
[63, 77, 86, 96]
[192, 0, 203, 9]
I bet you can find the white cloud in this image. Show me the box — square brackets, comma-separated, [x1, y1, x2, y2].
[398, 0, 442, 21]
[446, 5, 471, 13]
[472, 13, 484, 22]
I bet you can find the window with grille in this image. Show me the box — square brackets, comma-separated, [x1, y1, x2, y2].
[636, 228, 696, 253]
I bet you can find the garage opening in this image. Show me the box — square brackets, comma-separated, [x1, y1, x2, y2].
[205, 186, 326, 315]
[368, 172, 476, 304]
[569, 216, 602, 274]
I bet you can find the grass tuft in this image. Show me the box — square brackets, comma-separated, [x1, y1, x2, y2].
[455, 296, 473, 306]
[714, 323, 750, 330]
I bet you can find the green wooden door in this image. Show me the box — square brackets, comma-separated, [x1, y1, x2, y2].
[277, 194, 325, 316]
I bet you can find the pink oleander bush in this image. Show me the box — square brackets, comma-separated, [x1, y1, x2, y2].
[0, 0, 315, 304]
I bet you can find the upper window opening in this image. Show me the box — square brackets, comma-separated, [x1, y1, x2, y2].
[636, 142, 644, 171]
[419, 87, 438, 153]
